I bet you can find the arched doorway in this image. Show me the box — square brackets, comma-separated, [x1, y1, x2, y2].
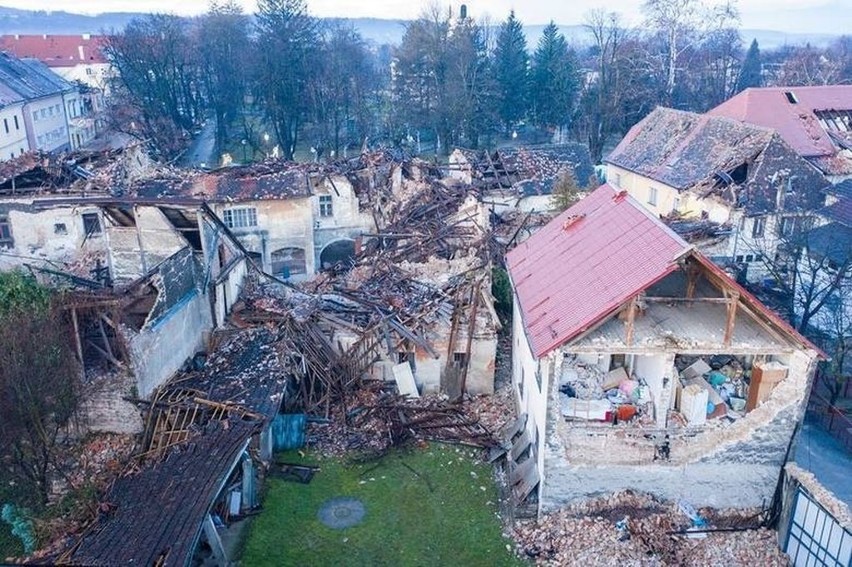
[320, 239, 356, 270]
[270, 247, 307, 279]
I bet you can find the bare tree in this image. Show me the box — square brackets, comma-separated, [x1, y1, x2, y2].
[641, 0, 739, 104]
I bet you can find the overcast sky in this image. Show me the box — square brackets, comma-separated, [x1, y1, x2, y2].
[4, 0, 851, 33]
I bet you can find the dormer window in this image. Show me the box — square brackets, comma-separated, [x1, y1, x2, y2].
[784, 91, 798, 104]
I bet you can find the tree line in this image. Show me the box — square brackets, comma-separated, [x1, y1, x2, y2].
[103, 0, 852, 163]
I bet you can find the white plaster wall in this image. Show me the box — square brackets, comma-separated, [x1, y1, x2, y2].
[0, 202, 106, 270]
[313, 175, 376, 268]
[129, 290, 213, 398]
[0, 103, 28, 160]
[212, 198, 316, 278]
[214, 258, 248, 327]
[24, 95, 70, 152]
[511, 291, 550, 499]
[633, 353, 675, 428]
[53, 63, 112, 92]
[107, 207, 189, 282]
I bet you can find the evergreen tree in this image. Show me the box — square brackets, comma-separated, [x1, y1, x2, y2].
[530, 22, 579, 135]
[493, 10, 529, 132]
[254, 0, 318, 160]
[736, 39, 762, 92]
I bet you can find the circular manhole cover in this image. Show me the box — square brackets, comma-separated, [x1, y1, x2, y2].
[317, 497, 366, 529]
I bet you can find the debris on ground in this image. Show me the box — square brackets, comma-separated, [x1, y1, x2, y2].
[510, 491, 789, 566]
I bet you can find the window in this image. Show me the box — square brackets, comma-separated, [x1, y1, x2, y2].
[0, 215, 12, 247]
[736, 255, 744, 263]
[778, 216, 809, 237]
[751, 216, 765, 238]
[647, 187, 658, 206]
[745, 254, 754, 263]
[13, 115, 18, 130]
[54, 223, 67, 235]
[673, 198, 681, 212]
[222, 207, 258, 229]
[452, 352, 468, 369]
[82, 213, 102, 236]
[613, 173, 621, 187]
[86, 68, 94, 76]
[319, 195, 333, 217]
[3, 118, 7, 134]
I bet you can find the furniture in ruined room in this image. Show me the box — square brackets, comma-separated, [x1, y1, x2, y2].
[746, 361, 788, 411]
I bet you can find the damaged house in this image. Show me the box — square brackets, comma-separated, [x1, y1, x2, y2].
[606, 107, 830, 282]
[506, 184, 822, 516]
[62, 328, 289, 566]
[130, 159, 376, 280]
[0, 151, 250, 430]
[710, 85, 852, 183]
[449, 144, 595, 213]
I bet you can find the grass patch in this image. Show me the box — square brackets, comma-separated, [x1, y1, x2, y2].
[242, 443, 524, 566]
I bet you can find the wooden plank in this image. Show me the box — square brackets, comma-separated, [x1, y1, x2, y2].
[510, 429, 531, 462]
[724, 292, 740, 346]
[624, 296, 638, 346]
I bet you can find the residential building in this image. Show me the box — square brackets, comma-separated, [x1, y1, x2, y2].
[131, 161, 376, 281]
[0, 52, 74, 152]
[0, 82, 28, 159]
[606, 107, 829, 282]
[709, 86, 852, 183]
[505, 184, 822, 516]
[0, 34, 112, 92]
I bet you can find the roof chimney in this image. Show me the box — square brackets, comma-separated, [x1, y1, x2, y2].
[82, 33, 91, 40]
[460, 4, 468, 19]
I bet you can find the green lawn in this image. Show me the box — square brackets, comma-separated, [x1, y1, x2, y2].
[241, 444, 524, 567]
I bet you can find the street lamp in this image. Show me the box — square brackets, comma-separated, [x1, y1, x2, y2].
[241, 139, 247, 163]
[263, 133, 270, 158]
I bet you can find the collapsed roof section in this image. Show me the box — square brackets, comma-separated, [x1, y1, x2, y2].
[453, 144, 595, 195]
[709, 86, 852, 177]
[607, 107, 829, 215]
[66, 328, 288, 566]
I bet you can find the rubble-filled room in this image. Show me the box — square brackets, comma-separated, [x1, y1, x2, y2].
[557, 351, 794, 430]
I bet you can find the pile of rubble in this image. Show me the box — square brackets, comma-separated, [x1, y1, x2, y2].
[511, 492, 788, 566]
[308, 381, 498, 460]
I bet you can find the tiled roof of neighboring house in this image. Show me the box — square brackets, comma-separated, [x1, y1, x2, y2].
[496, 144, 596, 195]
[807, 222, 852, 266]
[0, 34, 108, 67]
[607, 106, 829, 215]
[131, 161, 319, 202]
[506, 183, 822, 358]
[709, 86, 852, 176]
[0, 81, 23, 108]
[506, 184, 690, 357]
[823, 196, 852, 226]
[0, 52, 74, 100]
[831, 178, 852, 199]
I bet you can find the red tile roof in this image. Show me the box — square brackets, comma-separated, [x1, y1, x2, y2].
[0, 34, 108, 67]
[506, 183, 824, 358]
[709, 86, 852, 161]
[506, 184, 691, 357]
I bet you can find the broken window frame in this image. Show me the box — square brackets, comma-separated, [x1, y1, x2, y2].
[82, 212, 102, 237]
[319, 195, 333, 217]
[0, 215, 12, 247]
[751, 216, 766, 238]
[222, 207, 258, 230]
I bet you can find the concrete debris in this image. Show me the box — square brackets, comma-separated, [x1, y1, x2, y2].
[785, 462, 852, 530]
[511, 492, 789, 566]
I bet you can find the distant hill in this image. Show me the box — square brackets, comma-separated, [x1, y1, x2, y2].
[0, 6, 840, 50]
